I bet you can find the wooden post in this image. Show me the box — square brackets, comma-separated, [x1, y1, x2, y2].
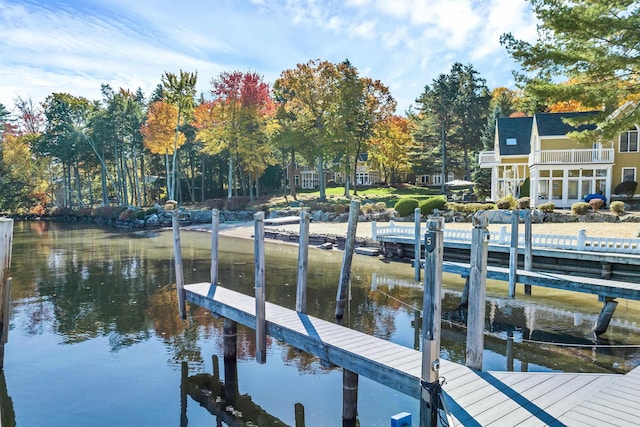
[466, 212, 489, 370]
[524, 209, 532, 296]
[342, 369, 358, 424]
[211, 209, 219, 285]
[594, 297, 618, 336]
[0, 218, 13, 369]
[172, 214, 187, 320]
[223, 318, 239, 403]
[180, 361, 188, 427]
[296, 210, 310, 313]
[420, 216, 445, 427]
[506, 331, 514, 371]
[335, 200, 361, 320]
[508, 209, 519, 299]
[414, 208, 421, 281]
[295, 402, 306, 427]
[460, 277, 469, 306]
[212, 354, 220, 382]
[254, 211, 266, 364]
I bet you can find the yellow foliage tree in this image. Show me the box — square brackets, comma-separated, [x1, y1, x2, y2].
[141, 101, 186, 200]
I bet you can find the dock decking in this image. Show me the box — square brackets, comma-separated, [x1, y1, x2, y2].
[184, 281, 640, 426]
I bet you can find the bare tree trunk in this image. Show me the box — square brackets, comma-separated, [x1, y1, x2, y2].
[74, 161, 83, 207]
[289, 148, 297, 200]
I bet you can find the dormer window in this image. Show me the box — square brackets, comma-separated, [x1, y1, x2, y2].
[619, 126, 639, 152]
[506, 138, 517, 146]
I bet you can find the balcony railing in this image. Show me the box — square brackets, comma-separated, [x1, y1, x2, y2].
[478, 151, 498, 167]
[529, 148, 614, 165]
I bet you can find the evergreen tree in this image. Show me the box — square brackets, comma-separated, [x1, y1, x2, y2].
[502, 0, 640, 141]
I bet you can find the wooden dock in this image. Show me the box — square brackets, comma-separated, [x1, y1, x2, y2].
[440, 261, 640, 301]
[184, 281, 640, 426]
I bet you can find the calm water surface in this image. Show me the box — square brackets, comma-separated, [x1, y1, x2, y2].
[3, 221, 640, 426]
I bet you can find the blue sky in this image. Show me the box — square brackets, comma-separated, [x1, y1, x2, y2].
[0, 0, 537, 114]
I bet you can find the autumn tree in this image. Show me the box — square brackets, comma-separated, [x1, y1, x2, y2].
[274, 59, 342, 202]
[14, 96, 46, 135]
[502, 0, 640, 141]
[141, 101, 186, 201]
[332, 60, 396, 196]
[161, 70, 197, 201]
[369, 116, 412, 184]
[195, 71, 274, 199]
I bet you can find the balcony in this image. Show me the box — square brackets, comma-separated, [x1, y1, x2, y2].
[529, 148, 614, 165]
[478, 151, 499, 168]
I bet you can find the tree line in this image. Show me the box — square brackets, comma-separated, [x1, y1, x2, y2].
[1, 0, 637, 213]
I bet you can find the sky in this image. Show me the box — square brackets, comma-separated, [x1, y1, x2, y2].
[0, 0, 538, 115]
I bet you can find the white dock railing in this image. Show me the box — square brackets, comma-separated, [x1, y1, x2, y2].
[371, 220, 640, 255]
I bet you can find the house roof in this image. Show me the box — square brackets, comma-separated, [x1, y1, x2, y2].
[534, 111, 598, 136]
[496, 116, 533, 156]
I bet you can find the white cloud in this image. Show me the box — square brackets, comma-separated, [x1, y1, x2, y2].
[0, 0, 536, 114]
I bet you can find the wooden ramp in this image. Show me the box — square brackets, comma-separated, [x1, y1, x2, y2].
[185, 282, 640, 426]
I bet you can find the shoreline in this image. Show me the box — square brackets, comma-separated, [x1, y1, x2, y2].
[185, 219, 640, 240]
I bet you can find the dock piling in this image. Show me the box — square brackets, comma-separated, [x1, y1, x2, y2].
[254, 212, 266, 364]
[171, 214, 186, 320]
[211, 209, 219, 285]
[524, 209, 532, 295]
[296, 210, 310, 313]
[420, 215, 446, 426]
[223, 318, 239, 402]
[466, 212, 489, 370]
[335, 200, 360, 320]
[414, 208, 421, 282]
[508, 209, 519, 299]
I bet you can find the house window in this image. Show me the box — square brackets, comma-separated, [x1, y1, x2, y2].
[433, 174, 442, 185]
[506, 138, 517, 146]
[623, 168, 636, 182]
[619, 127, 639, 152]
[294, 175, 299, 187]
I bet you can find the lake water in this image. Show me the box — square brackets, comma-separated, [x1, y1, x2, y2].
[3, 221, 639, 426]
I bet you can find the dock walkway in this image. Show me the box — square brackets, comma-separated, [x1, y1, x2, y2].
[184, 281, 640, 426]
[441, 261, 640, 301]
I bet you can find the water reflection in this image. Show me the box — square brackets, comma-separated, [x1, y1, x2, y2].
[5, 221, 640, 426]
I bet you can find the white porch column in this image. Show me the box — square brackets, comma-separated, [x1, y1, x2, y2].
[530, 168, 539, 207]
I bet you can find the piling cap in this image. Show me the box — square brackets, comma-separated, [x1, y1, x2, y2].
[164, 200, 178, 211]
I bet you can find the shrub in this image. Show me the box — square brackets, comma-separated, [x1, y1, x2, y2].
[496, 194, 516, 209]
[589, 198, 603, 212]
[223, 196, 250, 211]
[519, 177, 530, 198]
[361, 202, 386, 214]
[571, 202, 590, 215]
[204, 198, 225, 210]
[445, 202, 495, 215]
[374, 202, 387, 212]
[445, 202, 464, 212]
[394, 198, 419, 217]
[610, 201, 625, 214]
[333, 204, 348, 214]
[419, 196, 446, 216]
[516, 197, 530, 209]
[29, 205, 46, 216]
[537, 202, 555, 213]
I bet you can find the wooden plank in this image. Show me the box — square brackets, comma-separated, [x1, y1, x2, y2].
[185, 281, 634, 426]
[483, 374, 598, 426]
